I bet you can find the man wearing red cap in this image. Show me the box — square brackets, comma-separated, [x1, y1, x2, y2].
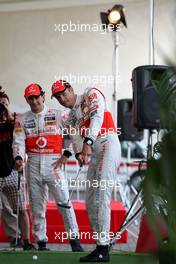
[13, 83, 83, 251]
[51, 80, 121, 262]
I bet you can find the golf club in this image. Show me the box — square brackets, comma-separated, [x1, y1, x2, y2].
[15, 171, 22, 248]
[58, 164, 83, 209]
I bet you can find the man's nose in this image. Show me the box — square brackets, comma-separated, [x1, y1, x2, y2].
[31, 98, 38, 103]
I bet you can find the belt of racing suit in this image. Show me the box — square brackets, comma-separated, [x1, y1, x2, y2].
[26, 134, 62, 155]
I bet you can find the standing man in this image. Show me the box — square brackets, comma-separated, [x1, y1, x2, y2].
[51, 80, 121, 262]
[1, 194, 22, 247]
[13, 83, 83, 251]
[0, 86, 34, 250]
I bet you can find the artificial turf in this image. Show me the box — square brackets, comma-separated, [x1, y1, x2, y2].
[0, 251, 159, 264]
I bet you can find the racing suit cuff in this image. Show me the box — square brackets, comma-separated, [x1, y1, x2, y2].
[63, 150, 72, 158]
[15, 156, 23, 161]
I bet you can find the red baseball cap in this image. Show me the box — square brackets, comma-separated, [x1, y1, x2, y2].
[51, 80, 67, 98]
[24, 84, 42, 98]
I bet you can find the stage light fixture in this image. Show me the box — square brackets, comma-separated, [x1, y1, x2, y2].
[100, 4, 127, 30]
[99, 4, 127, 126]
[108, 9, 121, 24]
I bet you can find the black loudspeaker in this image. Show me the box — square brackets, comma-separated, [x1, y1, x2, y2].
[118, 99, 144, 141]
[132, 65, 169, 129]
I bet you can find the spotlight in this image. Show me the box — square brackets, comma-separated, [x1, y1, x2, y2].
[108, 9, 121, 24]
[100, 4, 127, 31]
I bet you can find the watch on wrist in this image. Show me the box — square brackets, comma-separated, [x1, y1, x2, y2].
[84, 137, 93, 146]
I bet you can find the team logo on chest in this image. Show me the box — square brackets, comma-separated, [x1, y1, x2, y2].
[44, 115, 56, 126]
[36, 137, 47, 148]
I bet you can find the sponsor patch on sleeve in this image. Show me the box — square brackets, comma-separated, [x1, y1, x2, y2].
[88, 92, 98, 102]
[14, 122, 23, 133]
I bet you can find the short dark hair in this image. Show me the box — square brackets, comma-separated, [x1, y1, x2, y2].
[36, 84, 45, 96]
[0, 86, 10, 102]
[61, 80, 71, 90]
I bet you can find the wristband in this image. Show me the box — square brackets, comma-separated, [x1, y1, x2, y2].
[15, 156, 23, 161]
[75, 152, 81, 160]
[63, 150, 72, 158]
[83, 137, 93, 146]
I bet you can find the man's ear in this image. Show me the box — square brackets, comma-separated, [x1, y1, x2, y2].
[42, 94, 45, 103]
[25, 97, 30, 104]
[70, 87, 74, 93]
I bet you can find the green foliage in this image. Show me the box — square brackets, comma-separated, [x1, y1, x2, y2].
[142, 67, 176, 248]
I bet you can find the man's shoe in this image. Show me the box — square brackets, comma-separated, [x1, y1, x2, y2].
[23, 243, 37, 251]
[37, 241, 50, 251]
[70, 238, 84, 252]
[80, 245, 109, 262]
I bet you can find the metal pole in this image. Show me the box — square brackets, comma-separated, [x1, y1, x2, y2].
[148, 0, 155, 153]
[149, 0, 154, 65]
[112, 31, 119, 127]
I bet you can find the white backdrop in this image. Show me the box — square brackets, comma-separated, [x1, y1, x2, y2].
[0, 0, 174, 116]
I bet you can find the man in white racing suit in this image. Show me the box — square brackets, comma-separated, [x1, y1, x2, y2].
[13, 83, 83, 251]
[51, 80, 121, 262]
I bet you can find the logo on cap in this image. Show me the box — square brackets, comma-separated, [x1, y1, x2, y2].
[28, 87, 36, 93]
[51, 80, 66, 97]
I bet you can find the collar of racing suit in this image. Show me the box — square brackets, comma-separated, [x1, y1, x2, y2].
[72, 95, 84, 110]
[30, 105, 48, 116]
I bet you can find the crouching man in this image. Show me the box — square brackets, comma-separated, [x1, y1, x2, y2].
[51, 80, 121, 262]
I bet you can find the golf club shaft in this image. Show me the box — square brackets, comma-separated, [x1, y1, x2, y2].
[69, 165, 83, 200]
[58, 164, 83, 209]
[15, 171, 22, 247]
